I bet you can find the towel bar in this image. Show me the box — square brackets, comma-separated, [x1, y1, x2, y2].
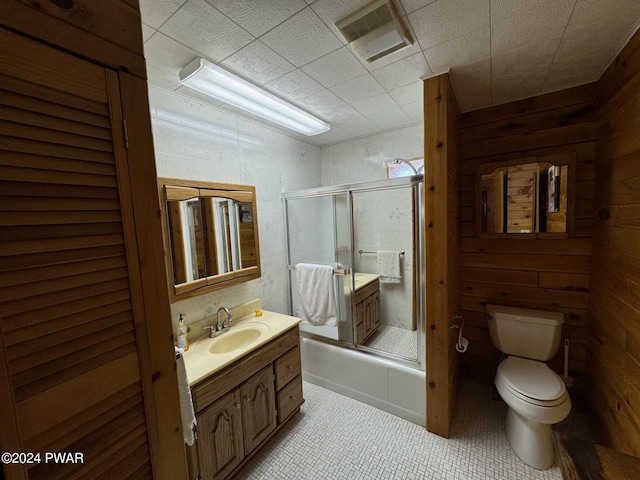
[358, 250, 405, 255]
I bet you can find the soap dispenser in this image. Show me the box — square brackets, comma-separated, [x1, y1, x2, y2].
[176, 313, 189, 351]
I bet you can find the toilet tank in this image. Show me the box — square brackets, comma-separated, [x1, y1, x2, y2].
[486, 304, 564, 361]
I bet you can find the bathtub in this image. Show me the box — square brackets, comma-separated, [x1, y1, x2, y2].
[300, 336, 426, 426]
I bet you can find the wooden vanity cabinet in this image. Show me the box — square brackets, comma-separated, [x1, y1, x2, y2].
[240, 365, 277, 453]
[198, 389, 245, 479]
[355, 279, 381, 344]
[190, 326, 303, 479]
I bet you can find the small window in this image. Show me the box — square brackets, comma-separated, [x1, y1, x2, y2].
[387, 158, 424, 178]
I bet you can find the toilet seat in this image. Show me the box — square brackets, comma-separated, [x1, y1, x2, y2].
[497, 356, 567, 406]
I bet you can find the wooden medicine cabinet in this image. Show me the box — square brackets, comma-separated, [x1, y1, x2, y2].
[476, 154, 575, 237]
[158, 178, 261, 301]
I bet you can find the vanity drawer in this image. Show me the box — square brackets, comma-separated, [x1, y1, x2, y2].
[277, 375, 303, 423]
[274, 346, 301, 390]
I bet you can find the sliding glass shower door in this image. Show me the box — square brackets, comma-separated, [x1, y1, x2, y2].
[284, 193, 354, 344]
[283, 177, 424, 369]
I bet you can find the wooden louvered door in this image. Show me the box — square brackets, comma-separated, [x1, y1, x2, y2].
[0, 28, 162, 479]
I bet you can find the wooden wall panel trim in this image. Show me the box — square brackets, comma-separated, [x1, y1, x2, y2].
[461, 102, 595, 144]
[461, 122, 596, 159]
[11, 0, 143, 56]
[590, 27, 640, 456]
[0, 2, 147, 79]
[424, 73, 460, 438]
[598, 27, 640, 108]
[461, 84, 596, 127]
[0, 27, 107, 103]
[117, 71, 188, 479]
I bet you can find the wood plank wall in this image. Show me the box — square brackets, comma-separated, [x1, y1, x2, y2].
[424, 73, 460, 438]
[589, 29, 640, 456]
[458, 85, 597, 396]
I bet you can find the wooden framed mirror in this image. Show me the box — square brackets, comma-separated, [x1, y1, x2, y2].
[158, 178, 261, 302]
[476, 153, 576, 238]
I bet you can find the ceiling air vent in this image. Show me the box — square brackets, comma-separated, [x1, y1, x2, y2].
[336, 0, 413, 63]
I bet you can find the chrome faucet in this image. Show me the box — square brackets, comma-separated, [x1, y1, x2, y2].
[202, 306, 233, 338]
[217, 307, 232, 330]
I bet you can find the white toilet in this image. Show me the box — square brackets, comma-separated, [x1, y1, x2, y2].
[487, 304, 571, 470]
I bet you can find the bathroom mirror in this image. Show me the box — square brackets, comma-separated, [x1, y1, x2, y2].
[477, 154, 575, 237]
[158, 178, 261, 301]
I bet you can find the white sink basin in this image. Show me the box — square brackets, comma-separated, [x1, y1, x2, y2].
[208, 327, 262, 354]
[193, 322, 270, 356]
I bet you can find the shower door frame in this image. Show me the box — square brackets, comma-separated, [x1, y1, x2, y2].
[282, 176, 426, 370]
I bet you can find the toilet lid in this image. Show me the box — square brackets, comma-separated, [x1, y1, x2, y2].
[497, 356, 566, 402]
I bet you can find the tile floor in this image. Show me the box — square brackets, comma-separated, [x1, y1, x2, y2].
[365, 324, 418, 361]
[236, 378, 584, 479]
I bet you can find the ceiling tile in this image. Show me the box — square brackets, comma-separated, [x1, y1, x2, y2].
[491, 35, 560, 78]
[142, 23, 156, 42]
[144, 32, 201, 90]
[492, 66, 548, 105]
[542, 61, 602, 93]
[296, 89, 358, 123]
[139, 0, 185, 29]
[332, 74, 385, 104]
[371, 52, 432, 91]
[221, 40, 296, 86]
[211, 0, 307, 37]
[368, 106, 413, 129]
[491, 0, 575, 54]
[264, 69, 326, 102]
[450, 59, 491, 112]
[388, 80, 423, 105]
[424, 27, 490, 73]
[400, 100, 423, 123]
[569, 0, 640, 28]
[301, 47, 368, 88]
[160, 0, 254, 63]
[260, 7, 344, 67]
[309, 0, 369, 45]
[399, 0, 437, 15]
[353, 92, 399, 115]
[408, 0, 490, 50]
[335, 115, 381, 136]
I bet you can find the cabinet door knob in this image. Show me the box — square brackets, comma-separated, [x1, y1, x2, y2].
[289, 395, 296, 400]
[234, 403, 241, 409]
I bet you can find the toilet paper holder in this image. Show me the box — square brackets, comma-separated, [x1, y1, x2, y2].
[450, 313, 468, 353]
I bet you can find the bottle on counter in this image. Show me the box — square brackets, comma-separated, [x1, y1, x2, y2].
[176, 313, 189, 351]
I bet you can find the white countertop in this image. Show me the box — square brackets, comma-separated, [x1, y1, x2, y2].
[354, 272, 380, 291]
[182, 300, 300, 386]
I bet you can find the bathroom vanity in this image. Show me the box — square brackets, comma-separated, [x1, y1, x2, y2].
[183, 305, 303, 479]
[354, 274, 380, 344]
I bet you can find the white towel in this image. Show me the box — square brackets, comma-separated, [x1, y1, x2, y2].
[175, 347, 197, 446]
[295, 263, 337, 326]
[377, 251, 401, 284]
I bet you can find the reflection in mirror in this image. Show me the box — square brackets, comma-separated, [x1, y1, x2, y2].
[159, 179, 261, 301]
[480, 160, 569, 234]
[202, 198, 257, 275]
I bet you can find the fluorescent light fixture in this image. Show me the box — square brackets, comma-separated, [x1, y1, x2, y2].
[179, 58, 330, 136]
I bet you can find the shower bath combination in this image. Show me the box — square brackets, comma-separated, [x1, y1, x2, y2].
[281, 175, 427, 425]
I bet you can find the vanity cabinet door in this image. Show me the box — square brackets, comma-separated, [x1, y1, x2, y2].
[198, 389, 245, 480]
[240, 365, 276, 454]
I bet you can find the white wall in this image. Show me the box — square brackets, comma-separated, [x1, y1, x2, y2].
[149, 84, 423, 333]
[320, 124, 423, 185]
[148, 85, 322, 329]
